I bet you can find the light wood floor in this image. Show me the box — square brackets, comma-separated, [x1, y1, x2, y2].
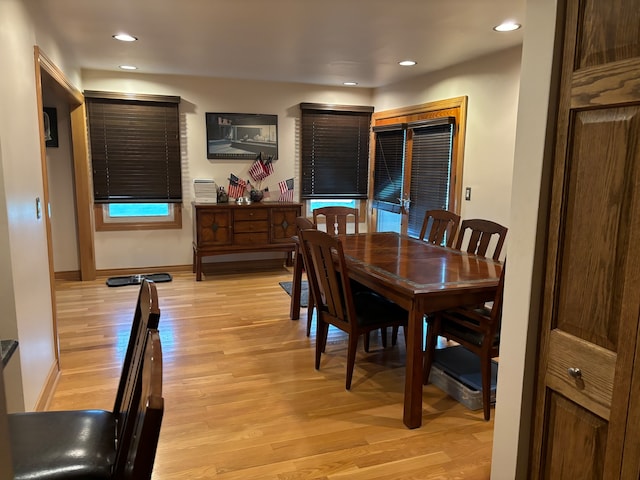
[50, 266, 494, 479]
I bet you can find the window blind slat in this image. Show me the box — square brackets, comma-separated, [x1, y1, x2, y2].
[300, 106, 372, 199]
[87, 96, 182, 204]
[407, 124, 454, 237]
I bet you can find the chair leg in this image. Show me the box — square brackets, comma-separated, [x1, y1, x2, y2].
[481, 351, 492, 421]
[423, 318, 439, 384]
[290, 246, 304, 320]
[315, 320, 329, 370]
[381, 327, 388, 348]
[391, 325, 398, 346]
[364, 331, 370, 352]
[345, 334, 359, 390]
[306, 291, 314, 337]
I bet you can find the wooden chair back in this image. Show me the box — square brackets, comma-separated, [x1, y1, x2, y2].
[113, 329, 164, 479]
[295, 215, 316, 233]
[113, 279, 160, 439]
[454, 218, 508, 260]
[312, 206, 359, 235]
[418, 209, 461, 247]
[299, 228, 355, 330]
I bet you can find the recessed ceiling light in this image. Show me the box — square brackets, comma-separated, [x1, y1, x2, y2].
[343, 82, 358, 86]
[399, 60, 417, 67]
[119, 65, 138, 70]
[113, 33, 138, 42]
[493, 21, 521, 32]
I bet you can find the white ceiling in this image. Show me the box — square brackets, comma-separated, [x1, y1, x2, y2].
[27, 0, 525, 88]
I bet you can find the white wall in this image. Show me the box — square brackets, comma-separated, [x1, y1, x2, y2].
[373, 46, 522, 232]
[491, 0, 559, 477]
[0, 0, 71, 410]
[81, 70, 374, 270]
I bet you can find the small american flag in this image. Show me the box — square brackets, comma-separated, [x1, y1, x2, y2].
[228, 173, 246, 199]
[248, 153, 274, 181]
[278, 178, 294, 202]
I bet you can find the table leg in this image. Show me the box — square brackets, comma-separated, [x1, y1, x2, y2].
[289, 244, 303, 320]
[194, 248, 203, 282]
[403, 306, 424, 428]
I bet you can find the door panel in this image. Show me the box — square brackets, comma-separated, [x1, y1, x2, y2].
[531, 0, 640, 477]
[543, 394, 608, 479]
[555, 108, 639, 350]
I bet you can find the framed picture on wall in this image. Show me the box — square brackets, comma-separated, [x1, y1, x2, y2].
[43, 107, 59, 148]
[206, 112, 278, 160]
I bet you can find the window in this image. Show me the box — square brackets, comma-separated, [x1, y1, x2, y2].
[370, 97, 466, 236]
[407, 119, 455, 237]
[300, 103, 373, 200]
[372, 125, 406, 214]
[85, 91, 182, 230]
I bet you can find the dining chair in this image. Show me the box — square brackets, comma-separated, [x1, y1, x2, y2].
[312, 206, 359, 235]
[299, 228, 408, 390]
[291, 216, 317, 335]
[423, 263, 506, 420]
[418, 209, 461, 247]
[8, 280, 164, 480]
[454, 218, 508, 261]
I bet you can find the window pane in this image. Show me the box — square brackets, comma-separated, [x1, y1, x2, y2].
[108, 203, 170, 217]
[309, 199, 357, 210]
[407, 124, 454, 238]
[373, 128, 405, 213]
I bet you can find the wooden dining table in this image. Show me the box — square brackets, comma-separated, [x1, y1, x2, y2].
[335, 232, 503, 429]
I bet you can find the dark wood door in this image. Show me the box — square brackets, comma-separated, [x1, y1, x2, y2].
[530, 0, 640, 477]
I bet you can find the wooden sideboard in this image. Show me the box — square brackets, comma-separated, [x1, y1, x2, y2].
[192, 202, 302, 280]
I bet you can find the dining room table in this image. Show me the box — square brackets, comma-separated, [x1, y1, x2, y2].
[335, 231, 503, 429]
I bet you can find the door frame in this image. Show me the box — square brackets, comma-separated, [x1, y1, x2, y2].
[34, 47, 96, 361]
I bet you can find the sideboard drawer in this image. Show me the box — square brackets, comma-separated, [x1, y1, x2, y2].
[234, 220, 268, 233]
[233, 232, 270, 244]
[234, 209, 268, 221]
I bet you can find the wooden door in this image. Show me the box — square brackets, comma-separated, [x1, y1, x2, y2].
[530, 0, 640, 477]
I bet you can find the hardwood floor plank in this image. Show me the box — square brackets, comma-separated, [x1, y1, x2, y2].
[50, 268, 494, 479]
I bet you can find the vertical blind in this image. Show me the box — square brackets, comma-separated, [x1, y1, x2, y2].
[86, 92, 182, 204]
[407, 121, 454, 237]
[372, 125, 405, 213]
[300, 103, 373, 199]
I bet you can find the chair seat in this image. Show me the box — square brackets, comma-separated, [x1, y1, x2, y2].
[441, 307, 500, 347]
[9, 410, 116, 480]
[353, 291, 408, 328]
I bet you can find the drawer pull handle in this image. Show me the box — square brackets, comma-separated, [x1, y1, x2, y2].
[567, 367, 582, 379]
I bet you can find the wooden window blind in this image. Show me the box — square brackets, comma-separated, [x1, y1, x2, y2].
[85, 91, 182, 204]
[372, 124, 405, 213]
[407, 120, 454, 237]
[300, 103, 373, 199]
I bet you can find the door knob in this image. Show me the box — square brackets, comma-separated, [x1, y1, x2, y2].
[567, 367, 582, 379]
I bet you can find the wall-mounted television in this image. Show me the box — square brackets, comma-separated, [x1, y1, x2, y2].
[206, 112, 278, 160]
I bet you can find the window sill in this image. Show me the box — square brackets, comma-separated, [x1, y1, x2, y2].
[94, 204, 183, 231]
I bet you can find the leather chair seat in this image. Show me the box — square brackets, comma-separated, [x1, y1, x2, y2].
[353, 290, 408, 328]
[9, 410, 116, 480]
